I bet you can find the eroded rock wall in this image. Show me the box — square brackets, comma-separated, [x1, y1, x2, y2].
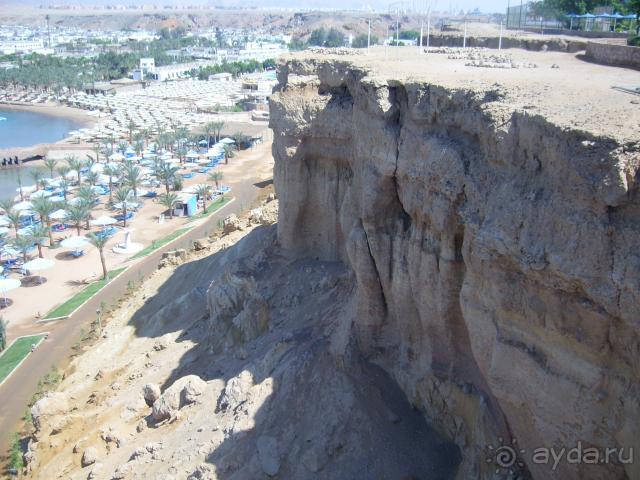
[269, 56, 640, 479]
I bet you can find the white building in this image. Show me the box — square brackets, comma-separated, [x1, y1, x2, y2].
[133, 60, 217, 82]
[227, 42, 287, 63]
[208, 72, 232, 82]
[0, 38, 49, 55]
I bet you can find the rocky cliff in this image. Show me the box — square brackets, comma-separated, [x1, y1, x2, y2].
[269, 49, 640, 479]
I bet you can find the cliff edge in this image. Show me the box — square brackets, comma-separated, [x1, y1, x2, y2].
[269, 47, 640, 479]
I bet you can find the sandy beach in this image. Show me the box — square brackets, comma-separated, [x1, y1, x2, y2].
[0, 102, 98, 162]
[2, 134, 274, 340]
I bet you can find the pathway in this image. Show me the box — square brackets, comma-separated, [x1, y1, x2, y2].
[0, 140, 274, 460]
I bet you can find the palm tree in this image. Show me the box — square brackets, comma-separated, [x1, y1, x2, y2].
[59, 177, 70, 200]
[141, 128, 152, 148]
[127, 119, 137, 143]
[0, 199, 14, 215]
[31, 197, 56, 246]
[232, 132, 249, 150]
[5, 209, 22, 237]
[66, 204, 90, 236]
[30, 169, 44, 190]
[124, 164, 141, 199]
[77, 185, 97, 207]
[85, 171, 99, 187]
[66, 155, 84, 185]
[117, 141, 128, 155]
[176, 146, 187, 165]
[56, 164, 70, 181]
[211, 121, 225, 143]
[203, 122, 215, 148]
[223, 145, 234, 164]
[11, 234, 34, 263]
[158, 163, 179, 195]
[134, 139, 144, 158]
[30, 223, 50, 257]
[208, 171, 223, 190]
[87, 232, 109, 280]
[43, 157, 58, 179]
[114, 188, 132, 227]
[195, 184, 212, 213]
[0, 317, 7, 352]
[91, 144, 101, 164]
[103, 165, 118, 203]
[16, 163, 24, 201]
[160, 193, 178, 219]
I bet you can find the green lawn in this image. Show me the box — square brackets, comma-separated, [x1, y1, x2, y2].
[44, 268, 127, 320]
[0, 335, 46, 383]
[129, 227, 193, 260]
[187, 196, 233, 222]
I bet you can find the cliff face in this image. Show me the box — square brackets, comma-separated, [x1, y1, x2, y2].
[269, 51, 640, 479]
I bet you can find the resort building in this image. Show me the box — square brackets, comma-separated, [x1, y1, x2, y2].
[0, 38, 51, 55]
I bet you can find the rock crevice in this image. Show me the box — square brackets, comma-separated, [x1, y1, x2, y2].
[270, 54, 640, 479]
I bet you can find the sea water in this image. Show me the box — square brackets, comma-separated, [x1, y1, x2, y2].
[0, 108, 80, 149]
[0, 108, 82, 200]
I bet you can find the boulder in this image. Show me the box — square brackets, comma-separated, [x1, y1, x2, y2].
[31, 392, 69, 437]
[81, 447, 98, 467]
[222, 214, 242, 234]
[151, 375, 207, 422]
[216, 370, 253, 413]
[142, 383, 161, 407]
[193, 238, 209, 251]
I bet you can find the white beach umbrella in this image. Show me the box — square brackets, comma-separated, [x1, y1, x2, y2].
[0, 227, 8, 235]
[30, 190, 52, 199]
[61, 236, 89, 249]
[91, 215, 118, 227]
[23, 258, 55, 283]
[113, 201, 138, 210]
[50, 209, 68, 220]
[13, 200, 33, 211]
[49, 196, 65, 203]
[109, 153, 125, 161]
[91, 163, 104, 173]
[0, 278, 21, 306]
[17, 226, 34, 236]
[24, 258, 55, 272]
[0, 217, 10, 227]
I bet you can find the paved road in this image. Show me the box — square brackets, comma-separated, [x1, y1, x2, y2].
[0, 146, 272, 461]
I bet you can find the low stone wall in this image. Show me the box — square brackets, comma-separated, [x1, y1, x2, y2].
[423, 34, 587, 52]
[586, 41, 640, 69]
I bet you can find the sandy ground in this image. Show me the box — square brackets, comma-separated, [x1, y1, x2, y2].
[0, 102, 99, 161]
[2, 134, 274, 341]
[292, 46, 640, 143]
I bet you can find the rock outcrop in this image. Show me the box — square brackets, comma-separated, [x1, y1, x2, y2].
[269, 52, 640, 479]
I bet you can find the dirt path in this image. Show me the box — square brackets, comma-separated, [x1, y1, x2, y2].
[0, 141, 274, 460]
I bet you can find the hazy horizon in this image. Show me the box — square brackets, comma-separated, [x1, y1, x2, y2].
[2, 0, 508, 15]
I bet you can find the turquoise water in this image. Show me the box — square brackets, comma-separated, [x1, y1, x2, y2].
[0, 108, 81, 149]
[0, 108, 82, 201]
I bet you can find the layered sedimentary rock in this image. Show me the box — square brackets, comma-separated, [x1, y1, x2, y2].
[269, 50, 640, 479]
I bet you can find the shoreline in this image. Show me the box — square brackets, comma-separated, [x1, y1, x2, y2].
[0, 101, 99, 163]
